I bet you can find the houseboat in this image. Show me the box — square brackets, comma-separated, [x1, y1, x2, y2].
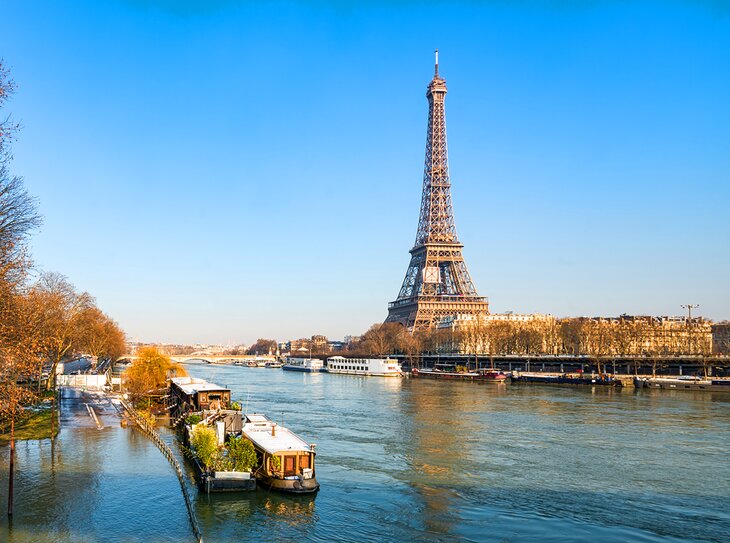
[179, 408, 257, 493]
[511, 372, 617, 386]
[635, 376, 730, 392]
[242, 413, 319, 493]
[183, 409, 256, 494]
[170, 376, 231, 418]
[412, 365, 508, 382]
[326, 356, 403, 377]
[282, 358, 325, 373]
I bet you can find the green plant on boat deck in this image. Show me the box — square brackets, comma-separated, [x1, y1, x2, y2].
[226, 436, 257, 471]
[209, 449, 233, 471]
[230, 401, 241, 411]
[190, 424, 218, 469]
[269, 454, 281, 473]
[185, 414, 201, 425]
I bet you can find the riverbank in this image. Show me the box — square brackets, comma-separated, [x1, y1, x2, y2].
[0, 388, 192, 543]
[0, 407, 58, 444]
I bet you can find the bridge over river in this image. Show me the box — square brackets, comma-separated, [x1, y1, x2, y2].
[122, 354, 276, 365]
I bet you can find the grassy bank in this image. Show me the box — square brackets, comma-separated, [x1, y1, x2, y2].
[0, 408, 58, 444]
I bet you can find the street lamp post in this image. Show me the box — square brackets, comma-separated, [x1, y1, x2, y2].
[681, 304, 699, 356]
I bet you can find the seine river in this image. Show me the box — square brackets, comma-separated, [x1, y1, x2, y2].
[2, 363, 729, 542]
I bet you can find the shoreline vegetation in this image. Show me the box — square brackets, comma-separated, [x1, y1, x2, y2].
[0, 407, 57, 444]
[1, 62, 126, 516]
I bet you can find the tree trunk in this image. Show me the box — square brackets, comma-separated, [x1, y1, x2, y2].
[46, 356, 61, 391]
[8, 417, 15, 517]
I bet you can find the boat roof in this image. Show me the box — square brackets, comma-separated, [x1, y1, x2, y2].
[242, 413, 314, 454]
[170, 376, 229, 394]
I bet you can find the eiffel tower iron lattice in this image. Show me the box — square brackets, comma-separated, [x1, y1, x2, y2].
[386, 51, 489, 331]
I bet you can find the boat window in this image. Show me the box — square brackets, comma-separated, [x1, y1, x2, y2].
[300, 454, 310, 469]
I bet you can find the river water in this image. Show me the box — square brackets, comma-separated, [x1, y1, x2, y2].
[2, 364, 729, 542]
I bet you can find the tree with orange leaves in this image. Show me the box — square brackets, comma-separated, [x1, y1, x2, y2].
[123, 346, 188, 403]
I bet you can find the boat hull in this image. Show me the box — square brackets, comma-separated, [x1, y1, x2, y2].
[512, 374, 617, 386]
[198, 472, 257, 493]
[640, 378, 730, 392]
[188, 455, 257, 493]
[412, 369, 508, 382]
[325, 369, 402, 377]
[256, 473, 320, 494]
[282, 366, 324, 373]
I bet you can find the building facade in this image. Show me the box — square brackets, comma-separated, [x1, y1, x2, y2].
[437, 313, 713, 356]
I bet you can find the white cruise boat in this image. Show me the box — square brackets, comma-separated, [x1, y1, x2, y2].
[326, 356, 403, 377]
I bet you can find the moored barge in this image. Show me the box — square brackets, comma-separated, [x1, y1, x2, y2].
[242, 413, 320, 494]
[282, 358, 325, 373]
[412, 366, 508, 382]
[171, 376, 321, 494]
[511, 373, 619, 386]
[634, 376, 730, 392]
[180, 409, 258, 493]
[170, 376, 231, 418]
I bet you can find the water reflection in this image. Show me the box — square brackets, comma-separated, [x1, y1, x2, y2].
[193, 485, 318, 540]
[397, 379, 487, 539]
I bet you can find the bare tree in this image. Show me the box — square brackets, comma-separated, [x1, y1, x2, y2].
[0, 62, 41, 283]
[247, 338, 277, 355]
[28, 272, 94, 389]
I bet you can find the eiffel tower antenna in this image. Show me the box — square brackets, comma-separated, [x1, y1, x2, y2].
[386, 53, 489, 331]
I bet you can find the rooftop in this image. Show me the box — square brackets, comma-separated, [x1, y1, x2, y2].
[170, 376, 228, 395]
[242, 413, 313, 454]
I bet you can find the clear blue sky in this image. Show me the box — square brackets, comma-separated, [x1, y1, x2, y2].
[3, 1, 729, 344]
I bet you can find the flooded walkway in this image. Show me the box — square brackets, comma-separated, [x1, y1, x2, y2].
[0, 388, 192, 543]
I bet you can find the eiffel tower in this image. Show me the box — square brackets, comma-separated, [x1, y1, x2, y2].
[386, 51, 489, 331]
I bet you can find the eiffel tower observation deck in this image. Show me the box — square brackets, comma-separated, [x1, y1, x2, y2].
[386, 51, 489, 331]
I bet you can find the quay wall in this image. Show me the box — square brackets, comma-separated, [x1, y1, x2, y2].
[393, 354, 729, 377]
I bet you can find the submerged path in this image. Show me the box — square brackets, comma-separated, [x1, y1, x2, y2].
[0, 388, 192, 543]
